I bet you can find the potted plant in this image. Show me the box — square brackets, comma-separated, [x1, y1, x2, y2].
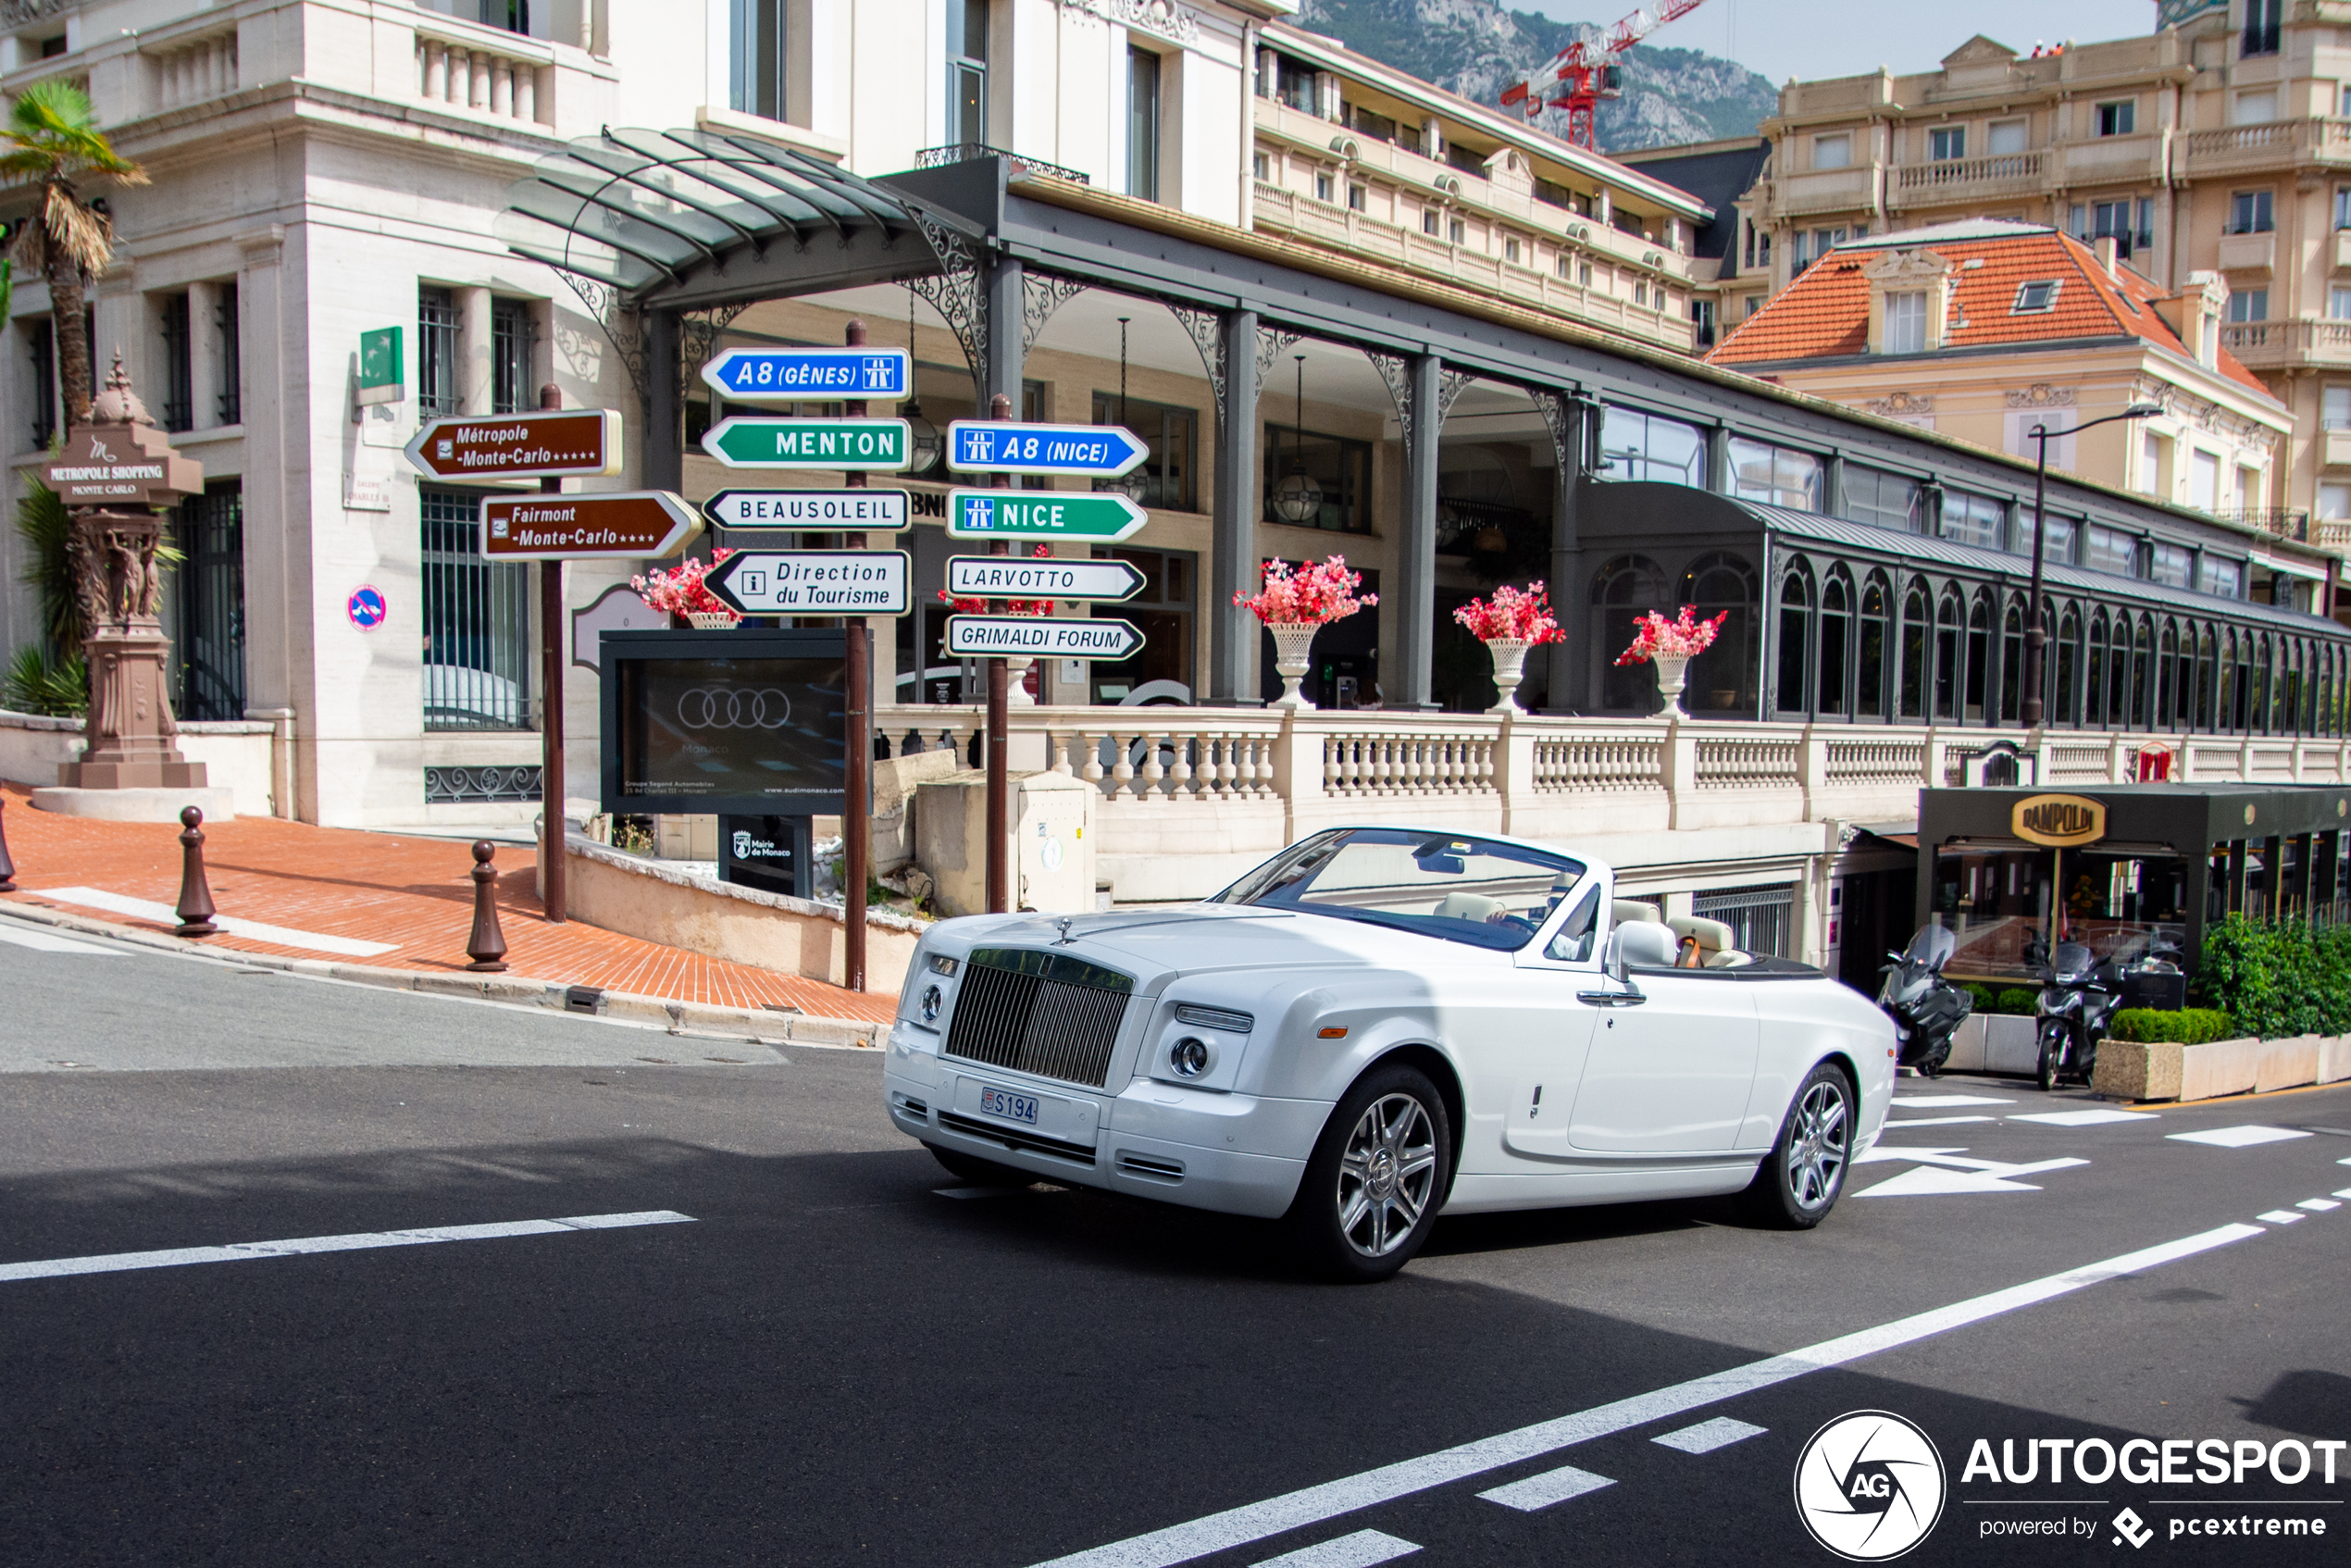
[1233, 555, 1376, 710]
[939, 544, 1056, 705]
[1452, 582, 1565, 716]
[1614, 604, 1728, 718]
[632, 549, 739, 629]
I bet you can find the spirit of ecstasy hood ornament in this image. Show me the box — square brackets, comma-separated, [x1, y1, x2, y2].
[1053, 916, 1078, 946]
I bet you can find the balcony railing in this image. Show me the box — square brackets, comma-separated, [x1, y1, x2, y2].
[874, 705, 2351, 900]
[2208, 506, 2312, 541]
[2218, 317, 2351, 367]
[1892, 151, 2046, 202]
[415, 18, 554, 127]
[2179, 117, 2351, 175]
[914, 143, 1089, 183]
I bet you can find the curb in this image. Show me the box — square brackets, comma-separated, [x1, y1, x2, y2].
[0, 898, 889, 1051]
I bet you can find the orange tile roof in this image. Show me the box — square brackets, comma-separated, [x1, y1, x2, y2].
[1707, 227, 2274, 399]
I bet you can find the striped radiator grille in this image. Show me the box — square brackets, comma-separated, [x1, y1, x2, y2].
[942, 948, 1134, 1089]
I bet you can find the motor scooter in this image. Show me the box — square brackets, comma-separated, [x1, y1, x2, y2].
[1877, 925, 1973, 1077]
[2034, 941, 2121, 1090]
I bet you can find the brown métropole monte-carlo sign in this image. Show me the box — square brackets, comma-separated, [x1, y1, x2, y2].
[44, 422, 204, 506]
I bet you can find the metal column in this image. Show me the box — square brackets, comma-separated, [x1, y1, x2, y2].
[1399, 353, 1442, 711]
[1209, 307, 1261, 705]
[1545, 395, 1587, 716]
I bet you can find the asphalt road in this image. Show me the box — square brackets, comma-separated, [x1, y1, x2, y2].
[4, 913, 2348, 1566]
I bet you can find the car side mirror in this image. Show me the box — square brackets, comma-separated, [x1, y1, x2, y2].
[1604, 927, 1630, 987]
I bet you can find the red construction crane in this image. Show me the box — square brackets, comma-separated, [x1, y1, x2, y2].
[1499, 0, 1710, 150]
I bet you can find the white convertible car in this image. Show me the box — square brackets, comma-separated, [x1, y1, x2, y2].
[883, 827, 1894, 1280]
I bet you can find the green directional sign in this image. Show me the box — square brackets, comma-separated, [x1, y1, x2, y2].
[703, 417, 911, 471]
[946, 488, 1148, 541]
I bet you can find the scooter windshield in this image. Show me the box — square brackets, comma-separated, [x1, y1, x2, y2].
[2053, 941, 2095, 982]
[1904, 925, 1957, 971]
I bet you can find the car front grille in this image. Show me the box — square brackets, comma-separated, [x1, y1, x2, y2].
[941, 947, 1134, 1089]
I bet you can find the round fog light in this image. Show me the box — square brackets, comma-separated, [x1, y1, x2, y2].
[1170, 1037, 1211, 1078]
[921, 984, 943, 1025]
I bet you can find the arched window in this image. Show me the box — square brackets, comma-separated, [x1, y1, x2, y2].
[2128, 615, 2152, 729]
[1775, 563, 1813, 716]
[2087, 610, 2109, 728]
[1859, 573, 1892, 718]
[2323, 648, 2339, 737]
[2254, 633, 2274, 733]
[1934, 586, 1963, 721]
[2283, 641, 2305, 734]
[1998, 595, 2025, 725]
[2158, 620, 2179, 730]
[2108, 614, 2132, 728]
[1817, 569, 1853, 716]
[2197, 627, 2218, 731]
[2056, 605, 2081, 725]
[1965, 590, 1994, 722]
[1899, 582, 1931, 719]
[1592, 554, 1669, 710]
[1678, 551, 1759, 716]
[2220, 629, 2242, 732]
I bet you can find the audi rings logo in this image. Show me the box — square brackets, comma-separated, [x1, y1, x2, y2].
[1795, 1411, 1947, 1561]
[676, 688, 792, 730]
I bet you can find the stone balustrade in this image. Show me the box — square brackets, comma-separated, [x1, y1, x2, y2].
[415, 24, 552, 126]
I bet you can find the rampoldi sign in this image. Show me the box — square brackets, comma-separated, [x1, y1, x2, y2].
[2011, 794, 2107, 848]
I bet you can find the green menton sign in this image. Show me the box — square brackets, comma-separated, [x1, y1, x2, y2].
[703, 417, 912, 471]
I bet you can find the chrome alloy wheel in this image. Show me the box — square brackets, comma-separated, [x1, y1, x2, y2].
[1785, 1079, 1850, 1213]
[1335, 1092, 1439, 1258]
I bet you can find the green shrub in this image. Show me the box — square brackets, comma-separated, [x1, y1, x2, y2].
[1994, 987, 2040, 1016]
[3, 642, 84, 716]
[1962, 982, 1996, 1014]
[2196, 916, 2351, 1039]
[2108, 1008, 2236, 1045]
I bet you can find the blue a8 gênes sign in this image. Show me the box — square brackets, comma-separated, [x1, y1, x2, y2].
[702, 348, 913, 402]
[946, 420, 1148, 476]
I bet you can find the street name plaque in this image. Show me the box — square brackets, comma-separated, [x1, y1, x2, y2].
[405, 409, 623, 479]
[705, 551, 912, 616]
[480, 492, 701, 560]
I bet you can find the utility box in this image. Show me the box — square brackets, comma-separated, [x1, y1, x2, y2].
[915, 769, 1098, 917]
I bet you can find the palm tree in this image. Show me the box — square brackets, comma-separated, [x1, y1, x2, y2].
[0, 80, 146, 435]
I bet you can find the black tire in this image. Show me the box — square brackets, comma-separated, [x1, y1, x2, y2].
[1281, 1063, 1452, 1283]
[1738, 1061, 1855, 1229]
[927, 1143, 1031, 1187]
[2036, 1020, 2065, 1093]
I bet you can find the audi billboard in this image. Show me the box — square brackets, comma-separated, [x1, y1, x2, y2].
[598, 629, 855, 816]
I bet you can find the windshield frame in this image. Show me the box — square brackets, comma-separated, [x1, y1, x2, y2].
[1212, 828, 1587, 952]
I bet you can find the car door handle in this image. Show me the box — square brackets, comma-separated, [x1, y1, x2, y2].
[1577, 990, 1647, 1006]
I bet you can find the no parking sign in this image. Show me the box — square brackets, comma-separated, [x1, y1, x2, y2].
[347, 585, 388, 631]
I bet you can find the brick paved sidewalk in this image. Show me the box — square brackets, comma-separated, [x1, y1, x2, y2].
[0, 784, 892, 1022]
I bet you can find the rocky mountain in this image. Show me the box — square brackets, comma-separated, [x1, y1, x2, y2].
[1294, 0, 1779, 153]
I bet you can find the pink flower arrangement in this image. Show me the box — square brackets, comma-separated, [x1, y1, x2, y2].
[1614, 604, 1728, 666]
[939, 544, 1056, 616]
[632, 548, 738, 620]
[1453, 582, 1565, 644]
[1234, 555, 1376, 626]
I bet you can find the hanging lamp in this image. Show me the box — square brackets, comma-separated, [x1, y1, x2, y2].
[1106, 316, 1151, 502]
[1270, 353, 1325, 525]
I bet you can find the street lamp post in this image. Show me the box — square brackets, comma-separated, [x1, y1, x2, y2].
[2021, 403, 2164, 728]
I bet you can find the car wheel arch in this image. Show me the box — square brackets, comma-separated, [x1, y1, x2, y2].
[1353, 1041, 1467, 1199]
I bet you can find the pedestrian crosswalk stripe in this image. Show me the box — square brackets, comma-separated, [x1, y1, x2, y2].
[1653, 1417, 1768, 1454]
[1249, 1531, 1420, 1567]
[0, 1211, 693, 1283]
[1476, 1464, 1615, 1512]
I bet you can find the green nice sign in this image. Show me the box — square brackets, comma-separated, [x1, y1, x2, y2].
[947, 488, 1148, 541]
[702, 417, 911, 471]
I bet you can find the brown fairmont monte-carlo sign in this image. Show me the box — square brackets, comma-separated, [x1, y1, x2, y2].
[2010, 793, 2108, 848]
[480, 492, 700, 560]
[43, 423, 202, 506]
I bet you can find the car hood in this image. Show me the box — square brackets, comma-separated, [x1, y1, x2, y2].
[952, 903, 1506, 982]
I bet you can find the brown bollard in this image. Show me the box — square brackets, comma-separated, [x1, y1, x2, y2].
[466, 840, 509, 973]
[0, 794, 18, 893]
[175, 806, 218, 937]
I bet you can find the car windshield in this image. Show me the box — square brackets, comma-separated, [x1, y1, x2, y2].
[1213, 828, 1585, 951]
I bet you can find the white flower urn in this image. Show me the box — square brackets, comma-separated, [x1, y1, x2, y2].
[1269, 621, 1321, 710]
[1484, 638, 1534, 716]
[685, 611, 737, 629]
[1651, 653, 1691, 718]
[1006, 654, 1037, 706]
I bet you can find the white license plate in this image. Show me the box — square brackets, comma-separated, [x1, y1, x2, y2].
[979, 1086, 1039, 1126]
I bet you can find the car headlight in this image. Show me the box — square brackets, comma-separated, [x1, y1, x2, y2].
[921, 984, 943, 1025]
[927, 953, 960, 977]
[1174, 1003, 1252, 1033]
[1168, 1037, 1213, 1078]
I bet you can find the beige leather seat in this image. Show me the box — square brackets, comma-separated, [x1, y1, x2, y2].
[1436, 891, 1505, 924]
[1611, 898, 1665, 927]
[1669, 914, 1741, 968]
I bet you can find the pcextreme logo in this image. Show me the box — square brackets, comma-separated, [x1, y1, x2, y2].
[1795, 1411, 1949, 1561]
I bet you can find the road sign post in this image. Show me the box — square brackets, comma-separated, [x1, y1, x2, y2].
[703, 417, 912, 471]
[703, 489, 912, 532]
[946, 490, 1147, 542]
[944, 555, 1145, 603]
[702, 346, 913, 403]
[704, 551, 911, 616]
[945, 420, 1147, 477]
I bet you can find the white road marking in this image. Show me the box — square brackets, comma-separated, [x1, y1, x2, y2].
[1893, 1095, 2015, 1107]
[1855, 1145, 1971, 1165]
[2168, 1126, 2312, 1149]
[2258, 1211, 2306, 1225]
[1884, 1115, 1996, 1127]
[2336, 1188, 2351, 1199]
[0, 924, 123, 955]
[0, 1211, 692, 1283]
[28, 887, 400, 958]
[1476, 1464, 1615, 1512]
[1857, 1149, 2091, 1198]
[2009, 1110, 2159, 1126]
[1026, 1224, 2263, 1568]
[2295, 1198, 2339, 1212]
[1250, 1531, 1419, 1568]
[1652, 1417, 1767, 1454]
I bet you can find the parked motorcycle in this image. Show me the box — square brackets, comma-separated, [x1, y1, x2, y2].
[1878, 925, 1973, 1077]
[2035, 941, 2121, 1090]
